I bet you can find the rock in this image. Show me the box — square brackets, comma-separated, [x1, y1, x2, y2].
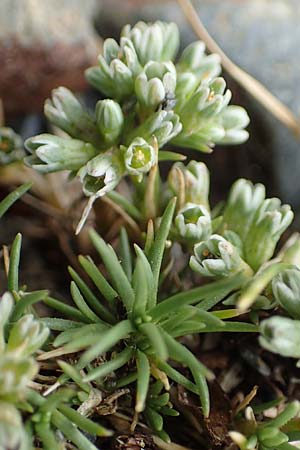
[0, 0, 101, 116]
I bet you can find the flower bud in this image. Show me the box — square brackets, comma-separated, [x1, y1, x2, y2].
[125, 110, 182, 148]
[123, 138, 156, 181]
[0, 355, 38, 401]
[278, 232, 300, 267]
[190, 234, 252, 278]
[174, 203, 211, 242]
[86, 56, 134, 100]
[168, 160, 210, 209]
[176, 41, 221, 80]
[173, 76, 249, 152]
[272, 268, 300, 319]
[217, 106, 250, 144]
[25, 134, 97, 173]
[44, 87, 100, 146]
[0, 403, 24, 450]
[7, 314, 49, 356]
[244, 199, 294, 271]
[95, 99, 124, 146]
[259, 316, 300, 358]
[135, 61, 176, 110]
[223, 179, 266, 238]
[121, 21, 179, 65]
[0, 127, 24, 165]
[0, 293, 14, 353]
[79, 152, 123, 197]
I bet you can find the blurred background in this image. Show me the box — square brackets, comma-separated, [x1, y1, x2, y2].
[1, 0, 299, 205]
[0, 0, 299, 294]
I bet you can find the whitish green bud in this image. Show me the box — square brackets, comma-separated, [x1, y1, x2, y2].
[173, 77, 249, 152]
[103, 36, 142, 76]
[135, 61, 176, 110]
[175, 203, 211, 242]
[121, 21, 179, 65]
[95, 99, 124, 146]
[86, 56, 134, 100]
[123, 138, 156, 181]
[0, 403, 24, 450]
[7, 314, 49, 356]
[259, 316, 300, 358]
[272, 268, 300, 319]
[125, 110, 182, 148]
[44, 87, 100, 146]
[0, 127, 24, 165]
[168, 160, 210, 209]
[223, 179, 266, 238]
[0, 293, 14, 353]
[177, 41, 221, 80]
[78, 152, 123, 197]
[175, 72, 199, 105]
[0, 355, 37, 401]
[24, 134, 97, 173]
[244, 198, 294, 271]
[278, 233, 300, 267]
[190, 234, 252, 278]
[216, 106, 250, 145]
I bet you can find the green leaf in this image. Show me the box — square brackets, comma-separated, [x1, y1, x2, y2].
[78, 320, 134, 367]
[54, 323, 109, 347]
[58, 360, 91, 393]
[156, 360, 199, 395]
[51, 410, 100, 450]
[0, 183, 31, 219]
[158, 151, 186, 162]
[148, 198, 176, 306]
[150, 273, 244, 320]
[58, 404, 112, 437]
[35, 422, 61, 450]
[11, 290, 48, 321]
[69, 263, 116, 323]
[162, 331, 211, 416]
[8, 233, 22, 292]
[43, 296, 89, 323]
[238, 262, 293, 311]
[134, 244, 154, 310]
[136, 350, 150, 412]
[70, 281, 103, 323]
[40, 318, 81, 331]
[84, 346, 133, 382]
[107, 191, 142, 221]
[89, 229, 135, 311]
[78, 255, 118, 305]
[145, 407, 163, 431]
[139, 322, 168, 360]
[132, 256, 148, 318]
[119, 228, 133, 281]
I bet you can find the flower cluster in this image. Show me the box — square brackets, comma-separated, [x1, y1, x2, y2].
[25, 20, 249, 229]
[0, 292, 49, 449]
[0, 127, 24, 165]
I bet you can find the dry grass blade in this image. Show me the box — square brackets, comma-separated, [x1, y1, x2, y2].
[177, 0, 300, 136]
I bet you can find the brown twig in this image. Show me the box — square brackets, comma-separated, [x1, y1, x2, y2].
[177, 0, 300, 136]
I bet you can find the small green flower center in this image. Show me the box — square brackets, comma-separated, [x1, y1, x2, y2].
[84, 175, 105, 194]
[131, 146, 150, 168]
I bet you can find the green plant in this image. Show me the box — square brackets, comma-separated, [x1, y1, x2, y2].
[25, 20, 249, 232]
[1, 18, 300, 450]
[230, 401, 300, 450]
